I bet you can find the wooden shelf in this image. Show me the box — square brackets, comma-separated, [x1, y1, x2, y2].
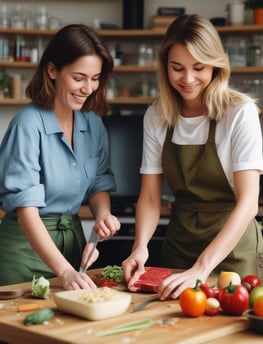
[108, 96, 154, 105]
[0, 98, 30, 105]
[216, 24, 263, 33]
[1, 62, 263, 74]
[1, 25, 263, 38]
[97, 25, 263, 36]
[114, 65, 156, 72]
[231, 66, 263, 73]
[1, 95, 263, 107]
[1, 25, 263, 107]
[0, 61, 37, 68]
[0, 97, 155, 106]
[0, 28, 57, 36]
[0, 62, 157, 72]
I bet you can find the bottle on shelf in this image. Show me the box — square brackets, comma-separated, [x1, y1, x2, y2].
[11, 5, 25, 29]
[0, 4, 9, 28]
[11, 74, 22, 99]
[35, 6, 48, 30]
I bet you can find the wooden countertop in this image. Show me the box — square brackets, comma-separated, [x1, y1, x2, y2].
[0, 269, 262, 344]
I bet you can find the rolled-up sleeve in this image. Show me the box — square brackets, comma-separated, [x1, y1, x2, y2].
[0, 120, 46, 212]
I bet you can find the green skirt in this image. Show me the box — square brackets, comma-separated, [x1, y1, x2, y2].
[0, 214, 86, 286]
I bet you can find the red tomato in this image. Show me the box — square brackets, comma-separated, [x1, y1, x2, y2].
[99, 278, 118, 287]
[241, 275, 261, 291]
[179, 279, 207, 317]
[200, 283, 220, 300]
[219, 282, 249, 315]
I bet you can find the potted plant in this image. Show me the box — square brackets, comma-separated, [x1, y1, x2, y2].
[244, 0, 263, 23]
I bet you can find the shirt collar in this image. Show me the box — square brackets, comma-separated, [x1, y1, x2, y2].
[39, 108, 89, 135]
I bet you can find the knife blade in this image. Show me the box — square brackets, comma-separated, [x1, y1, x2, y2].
[131, 296, 159, 313]
[79, 229, 99, 273]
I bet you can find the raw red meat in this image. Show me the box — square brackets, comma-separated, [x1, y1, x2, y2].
[129, 267, 172, 292]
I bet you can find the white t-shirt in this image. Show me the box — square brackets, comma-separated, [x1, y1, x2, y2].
[140, 102, 263, 190]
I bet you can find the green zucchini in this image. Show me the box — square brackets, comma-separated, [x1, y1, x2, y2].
[24, 307, 55, 326]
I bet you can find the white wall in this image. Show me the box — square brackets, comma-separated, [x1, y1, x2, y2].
[0, 0, 230, 142]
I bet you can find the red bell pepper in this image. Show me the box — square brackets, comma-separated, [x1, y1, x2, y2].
[219, 281, 249, 315]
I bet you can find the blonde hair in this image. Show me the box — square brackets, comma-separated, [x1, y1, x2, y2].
[157, 14, 256, 126]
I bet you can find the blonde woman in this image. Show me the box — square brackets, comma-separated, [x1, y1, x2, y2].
[122, 14, 263, 299]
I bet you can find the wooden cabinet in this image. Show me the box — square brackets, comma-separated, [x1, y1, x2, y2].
[1, 25, 263, 108]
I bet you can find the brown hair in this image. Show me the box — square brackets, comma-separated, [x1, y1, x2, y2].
[26, 24, 113, 115]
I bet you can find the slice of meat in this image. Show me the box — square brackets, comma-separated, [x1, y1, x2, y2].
[129, 267, 172, 292]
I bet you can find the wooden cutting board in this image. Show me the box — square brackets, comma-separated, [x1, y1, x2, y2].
[0, 269, 251, 344]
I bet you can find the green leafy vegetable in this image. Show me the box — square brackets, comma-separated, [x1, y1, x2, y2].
[31, 276, 50, 299]
[101, 265, 124, 283]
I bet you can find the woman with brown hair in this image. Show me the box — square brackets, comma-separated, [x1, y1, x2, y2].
[0, 24, 120, 288]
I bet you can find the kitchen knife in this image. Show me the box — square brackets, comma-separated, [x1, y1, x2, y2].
[131, 296, 159, 313]
[79, 229, 99, 273]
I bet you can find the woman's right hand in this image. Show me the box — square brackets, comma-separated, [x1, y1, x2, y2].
[122, 247, 149, 290]
[59, 268, 97, 290]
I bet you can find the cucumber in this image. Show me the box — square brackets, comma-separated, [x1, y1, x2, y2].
[24, 307, 55, 326]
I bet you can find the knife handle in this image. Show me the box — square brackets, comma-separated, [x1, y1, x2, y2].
[131, 297, 159, 313]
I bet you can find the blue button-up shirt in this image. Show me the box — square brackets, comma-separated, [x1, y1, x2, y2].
[0, 102, 115, 215]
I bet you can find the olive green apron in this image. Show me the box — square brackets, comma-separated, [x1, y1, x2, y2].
[161, 120, 263, 276]
[0, 214, 86, 285]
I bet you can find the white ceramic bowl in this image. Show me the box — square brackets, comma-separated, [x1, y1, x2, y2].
[54, 287, 131, 321]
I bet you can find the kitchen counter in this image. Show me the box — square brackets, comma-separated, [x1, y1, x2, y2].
[0, 269, 262, 344]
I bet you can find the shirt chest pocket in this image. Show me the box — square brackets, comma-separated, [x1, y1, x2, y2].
[84, 157, 98, 180]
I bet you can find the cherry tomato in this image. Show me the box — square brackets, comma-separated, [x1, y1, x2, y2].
[179, 279, 207, 317]
[241, 275, 261, 291]
[200, 283, 220, 300]
[219, 281, 249, 315]
[253, 295, 263, 317]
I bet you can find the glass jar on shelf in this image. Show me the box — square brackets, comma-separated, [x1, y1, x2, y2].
[247, 35, 263, 66]
[35, 6, 48, 30]
[0, 4, 9, 28]
[137, 44, 155, 67]
[11, 6, 24, 29]
[223, 36, 247, 66]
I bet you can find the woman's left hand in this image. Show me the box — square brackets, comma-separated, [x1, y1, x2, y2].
[59, 268, 98, 290]
[157, 268, 209, 300]
[94, 213, 121, 240]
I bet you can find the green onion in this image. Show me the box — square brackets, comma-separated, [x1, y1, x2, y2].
[96, 319, 157, 336]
